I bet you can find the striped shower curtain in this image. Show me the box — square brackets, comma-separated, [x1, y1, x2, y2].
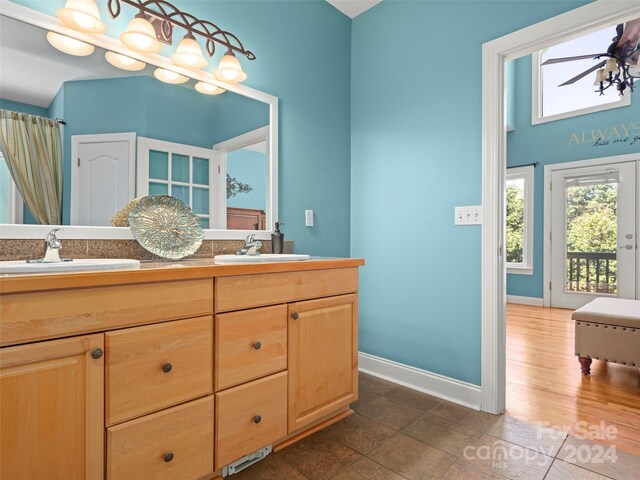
[0, 110, 63, 225]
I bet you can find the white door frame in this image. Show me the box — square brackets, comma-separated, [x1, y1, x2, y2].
[70, 132, 136, 225]
[213, 126, 271, 231]
[481, 0, 640, 414]
[543, 154, 639, 307]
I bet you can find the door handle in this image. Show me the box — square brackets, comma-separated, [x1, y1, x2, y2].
[619, 244, 634, 250]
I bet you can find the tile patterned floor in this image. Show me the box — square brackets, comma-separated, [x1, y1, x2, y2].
[230, 373, 640, 480]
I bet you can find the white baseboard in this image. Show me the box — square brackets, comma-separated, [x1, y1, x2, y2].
[358, 352, 482, 411]
[506, 295, 544, 306]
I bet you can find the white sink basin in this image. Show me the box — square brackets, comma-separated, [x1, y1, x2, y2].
[214, 254, 310, 264]
[0, 258, 141, 274]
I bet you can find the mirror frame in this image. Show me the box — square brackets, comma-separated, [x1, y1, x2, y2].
[0, 0, 278, 240]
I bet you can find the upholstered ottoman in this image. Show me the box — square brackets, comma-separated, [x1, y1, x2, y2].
[572, 298, 640, 375]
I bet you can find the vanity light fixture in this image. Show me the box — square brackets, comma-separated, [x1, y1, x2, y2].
[47, 32, 95, 56]
[108, 0, 255, 82]
[105, 51, 146, 71]
[172, 33, 208, 69]
[57, 0, 106, 34]
[214, 50, 247, 83]
[195, 82, 225, 95]
[153, 68, 189, 84]
[120, 13, 163, 53]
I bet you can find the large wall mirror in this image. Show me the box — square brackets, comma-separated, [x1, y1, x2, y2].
[0, 5, 278, 239]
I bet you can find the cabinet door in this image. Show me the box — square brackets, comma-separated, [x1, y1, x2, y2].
[0, 334, 104, 480]
[288, 294, 358, 432]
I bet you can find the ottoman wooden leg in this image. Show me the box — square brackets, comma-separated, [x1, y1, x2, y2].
[578, 356, 592, 375]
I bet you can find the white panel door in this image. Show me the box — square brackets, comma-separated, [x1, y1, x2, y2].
[550, 161, 637, 309]
[71, 133, 135, 226]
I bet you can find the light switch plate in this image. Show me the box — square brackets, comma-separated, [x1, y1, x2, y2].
[305, 209, 314, 227]
[455, 206, 483, 225]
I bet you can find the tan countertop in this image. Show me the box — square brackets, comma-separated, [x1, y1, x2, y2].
[0, 257, 365, 294]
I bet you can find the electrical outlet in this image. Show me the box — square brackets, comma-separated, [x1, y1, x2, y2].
[305, 209, 314, 227]
[455, 206, 483, 225]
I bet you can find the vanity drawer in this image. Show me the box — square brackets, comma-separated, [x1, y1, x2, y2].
[215, 305, 287, 390]
[107, 396, 214, 480]
[0, 279, 214, 347]
[215, 267, 358, 312]
[106, 316, 213, 425]
[215, 371, 287, 469]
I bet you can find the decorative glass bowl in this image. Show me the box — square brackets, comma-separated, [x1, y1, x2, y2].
[128, 195, 204, 260]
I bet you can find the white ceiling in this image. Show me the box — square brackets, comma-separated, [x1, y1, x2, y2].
[0, 16, 148, 108]
[326, 0, 382, 19]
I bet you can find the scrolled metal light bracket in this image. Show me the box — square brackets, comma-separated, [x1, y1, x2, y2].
[107, 0, 256, 60]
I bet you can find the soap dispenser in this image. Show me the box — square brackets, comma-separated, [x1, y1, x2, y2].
[271, 222, 284, 254]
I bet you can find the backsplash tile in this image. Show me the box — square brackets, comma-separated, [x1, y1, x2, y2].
[0, 239, 295, 261]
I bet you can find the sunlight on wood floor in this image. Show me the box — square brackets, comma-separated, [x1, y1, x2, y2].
[506, 303, 640, 456]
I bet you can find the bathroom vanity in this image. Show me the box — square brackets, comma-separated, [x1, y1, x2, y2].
[0, 258, 363, 479]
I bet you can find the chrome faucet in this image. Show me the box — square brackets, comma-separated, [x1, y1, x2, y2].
[236, 234, 263, 256]
[27, 228, 72, 263]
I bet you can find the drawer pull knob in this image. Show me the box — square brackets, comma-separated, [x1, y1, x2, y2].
[162, 363, 173, 373]
[90, 348, 103, 359]
[254, 341, 262, 350]
[254, 415, 262, 424]
[163, 452, 174, 462]
[292, 312, 299, 320]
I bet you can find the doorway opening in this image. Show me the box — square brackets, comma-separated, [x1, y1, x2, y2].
[483, 0, 640, 456]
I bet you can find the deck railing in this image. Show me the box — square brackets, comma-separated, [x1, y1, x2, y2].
[566, 251, 616, 294]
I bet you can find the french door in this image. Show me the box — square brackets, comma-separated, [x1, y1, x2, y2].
[550, 161, 637, 309]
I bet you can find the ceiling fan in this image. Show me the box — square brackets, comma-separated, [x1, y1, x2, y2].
[542, 23, 640, 96]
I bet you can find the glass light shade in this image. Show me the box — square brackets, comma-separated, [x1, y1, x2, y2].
[195, 82, 225, 95]
[171, 36, 208, 69]
[105, 51, 146, 71]
[214, 52, 247, 83]
[629, 64, 640, 78]
[120, 16, 162, 53]
[154, 68, 189, 84]
[593, 68, 607, 85]
[47, 32, 95, 56]
[57, 0, 106, 33]
[604, 57, 618, 74]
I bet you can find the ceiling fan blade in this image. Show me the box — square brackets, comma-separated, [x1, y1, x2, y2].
[542, 54, 602, 65]
[558, 61, 606, 86]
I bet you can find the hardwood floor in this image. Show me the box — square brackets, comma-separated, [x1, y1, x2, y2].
[506, 303, 640, 456]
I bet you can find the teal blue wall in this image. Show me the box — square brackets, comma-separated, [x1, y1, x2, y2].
[0, 98, 48, 116]
[506, 56, 639, 299]
[13, 0, 352, 256]
[351, 1, 593, 386]
[227, 149, 267, 211]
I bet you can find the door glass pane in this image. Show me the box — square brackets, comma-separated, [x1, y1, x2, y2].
[172, 154, 190, 183]
[172, 185, 189, 204]
[149, 150, 168, 180]
[193, 157, 209, 185]
[506, 178, 525, 264]
[193, 187, 209, 215]
[565, 181, 617, 294]
[199, 217, 209, 229]
[149, 182, 168, 196]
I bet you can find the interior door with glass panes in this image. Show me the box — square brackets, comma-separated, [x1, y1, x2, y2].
[550, 162, 636, 309]
[136, 137, 219, 229]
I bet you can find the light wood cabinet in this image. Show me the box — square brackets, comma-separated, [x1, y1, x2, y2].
[0, 259, 362, 479]
[107, 396, 214, 480]
[106, 316, 213, 425]
[215, 371, 288, 469]
[215, 305, 287, 390]
[0, 334, 104, 480]
[287, 294, 358, 432]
